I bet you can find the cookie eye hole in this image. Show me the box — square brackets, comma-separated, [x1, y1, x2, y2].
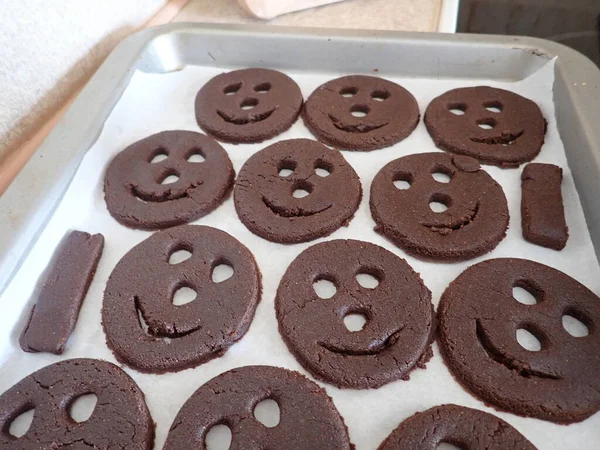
[516, 327, 543, 352]
[477, 119, 496, 130]
[448, 103, 466, 115]
[169, 247, 192, 265]
[8, 407, 34, 438]
[223, 83, 241, 95]
[393, 172, 413, 190]
[278, 160, 296, 177]
[159, 171, 180, 185]
[254, 82, 271, 93]
[562, 310, 590, 337]
[212, 262, 234, 283]
[292, 180, 313, 198]
[484, 101, 503, 113]
[172, 285, 197, 306]
[350, 104, 369, 117]
[512, 281, 541, 305]
[315, 159, 333, 177]
[240, 98, 259, 110]
[150, 148, 168, 163]
[437, 443, 464, 450]
[205, 423, 232, 450]
[186, 148, 205, 163]
[340, 87, 358, 98]
[68, 393, 98, 423]
[253, 398, 280, 428]
[429, 193, 452, 213]
[344, 313, 367, 332]
[431, 166, 452, 183]
[371, 90, 390, 102]
[313, 278, 337, 299]
[356, 273, 380, 289]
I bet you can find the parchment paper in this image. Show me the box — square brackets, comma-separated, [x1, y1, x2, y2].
[1, 60, 599, 449]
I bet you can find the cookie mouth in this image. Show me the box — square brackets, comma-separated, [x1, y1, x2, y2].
[318, 326, 404, 356]
[422, 202, 480, 235]
[328, 114, 388, 134]
[475, 320, 561, 380]
[262, 196, 331, 218]
[130, 182, 201, 203]
[217, 108, 275, 125]
[470, 130, 524, 146]
[135, 297, 201, 339]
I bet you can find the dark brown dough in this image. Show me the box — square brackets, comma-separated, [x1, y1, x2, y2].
[378, 404, 537, 450]
[195, 68, 303, 143]
[370, 152, 509, 262]
[163, 365, 352, 450]
[20, 230, 104, 354]
[102, 225, 261, 373]
[234, 138, 362, 243]
[438, 258, 600, 423]
[104, 130, 234, 230]
[425, 86, 546, 168]
[276, 239, 434, 389]
[521, 163, 568, 250]
[303, 75, 419, 151]
[0, 358, 154, 449]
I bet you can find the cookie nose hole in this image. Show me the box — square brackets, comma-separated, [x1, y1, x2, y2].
[169, 249, 192, 264]
[254, 399, 280, 428]
[254, 82, 271, 93]
[292, 180, 313, 198]
[429, 193, 451, 213]
[477, 119, 496, 129]
[340, 87, 358, 98]
[205, 424, 232, 450]
[8, 407, 34, 438]
[437, 443, 464, 450]
[223, 82, 241, 95]
[516, 328, 542, 351]
[150, 148, 168, 163]
[356, 273, 379, 289]
[69, 394, 97, 423]
[344, 313, 367, 332]
[186, 148, 205, 163]
[512, 281, 541, 305]
[212, 263, 234, 283]
[371, 90, 390, 101]
[448, 103, 466, 115]
[393, 172, 413, 190]
[350, 104, 369, 117]
[160, 172, 179, 185]
[562, 313, 590, 337]
[484, 101, 503, 113]
[241, 98, 258, 110]
[313, 278, 337, 299]
[173, 286, 197, 306]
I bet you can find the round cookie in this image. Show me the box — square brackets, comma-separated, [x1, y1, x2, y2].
[234, 138, 362, 243]
[370, 152, 508, 262]
[195, 68, 303, 143]
[163, 365, 352, 450]
[303, 75, 419, 151]
[0, 358, 154, 449]
[425, 86, 546, 168]
[276, 239, 434, 389]
[104, 130, 234, 230]
[102, 225, 261, 373]
[438, 258, 600, 423]
[378, 404, 537, 450]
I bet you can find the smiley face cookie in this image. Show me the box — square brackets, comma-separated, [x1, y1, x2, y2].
[276, 239, 434, 389]
[195, 68, 303, 143]
[234, 139, 362, 243]
[425, 86, 546, 168]
[370, 152, 508, 262]
[438, 258, 600, 423]
[104, 130, 234, 230]
[303, 75, 419, 151]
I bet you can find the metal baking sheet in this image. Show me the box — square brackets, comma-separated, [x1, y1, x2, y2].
[1, 24, 600, 449]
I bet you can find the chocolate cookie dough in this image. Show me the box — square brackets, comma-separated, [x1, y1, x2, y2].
[303, 75, 419, 151]
[104, 130, 234, 230]
[425, 86, 546, 168]
[521, 163, 568, 250]
[0, 358, 154, 449]
[378, 404, 537, 450]
[102, 225, 261, 373]
[370, 152, 509, 262]
[438, 258, 600, 423]
[276, 239, 434, 389]
[163, 365, 352, 450]
[234, 138, 362, 243]
[20, 230, 104, 354]
[195, 68, 303, 143]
